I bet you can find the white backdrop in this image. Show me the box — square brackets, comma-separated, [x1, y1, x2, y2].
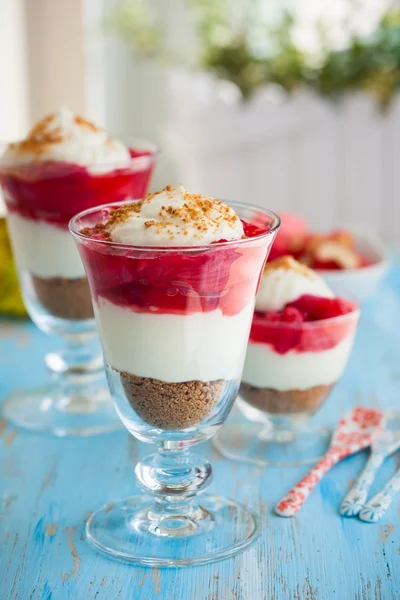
[0, 0, 398, 244]
[165, 76, 400, 244]
[96, 0, 398, 243]
[0, 0, 29, 215]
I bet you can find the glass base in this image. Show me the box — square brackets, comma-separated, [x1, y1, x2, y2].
[213, 422, 331, 467]
[86, 493, 260, 567]
[2, 386, 122, 437]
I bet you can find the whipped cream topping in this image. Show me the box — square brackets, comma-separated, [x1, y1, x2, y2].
[256, 256, 334, 312]
[3, 106, 131, 171]
[105, 185, 244, 246]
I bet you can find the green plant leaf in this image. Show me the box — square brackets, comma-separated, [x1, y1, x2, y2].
[109, 2, 400, 109]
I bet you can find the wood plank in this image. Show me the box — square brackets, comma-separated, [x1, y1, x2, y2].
[0, 265, 399, 599]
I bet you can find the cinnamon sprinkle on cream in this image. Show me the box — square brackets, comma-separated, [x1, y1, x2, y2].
[101, 185, 244, 246]
[264, 255, 316, 279]
[3, 106, 131, 171]
[7, 112, 107, 157]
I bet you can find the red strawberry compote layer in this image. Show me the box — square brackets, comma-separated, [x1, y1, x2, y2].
[241, 257, 359, 416]
[0, 106, 156, 320]
[78, 186, 272, 394]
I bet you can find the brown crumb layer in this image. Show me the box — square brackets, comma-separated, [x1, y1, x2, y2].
[32, 275, 94, 320]
[119, 371, 225, 429]
[240, 382, 334, 415]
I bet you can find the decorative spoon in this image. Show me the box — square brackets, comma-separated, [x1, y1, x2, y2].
[358, 464, 400, 523]
[340, 413, 400, 517]
[275, 407, 385, 518]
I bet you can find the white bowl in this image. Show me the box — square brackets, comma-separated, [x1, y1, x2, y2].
[316, 224, 390, 301]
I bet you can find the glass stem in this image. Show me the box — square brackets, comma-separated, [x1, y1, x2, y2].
[45, 332, 104, 408]
[135, 445, 213, 521]
[268, 415, 305, 443]
[46, 331, 102, 375]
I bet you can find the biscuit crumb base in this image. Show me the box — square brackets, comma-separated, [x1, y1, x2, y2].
[118, 370, 226, 430]
[240, 381, 333, 415]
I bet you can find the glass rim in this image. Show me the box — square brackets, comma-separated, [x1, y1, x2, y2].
[251, 304, 361, 329]
[0, 137, 159, 173]
[69, 199, 281, 252]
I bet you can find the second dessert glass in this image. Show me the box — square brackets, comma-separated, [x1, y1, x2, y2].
[70, 201, 279, 566]
[214, 305, 360, 466]
[0, 142, 157, 436]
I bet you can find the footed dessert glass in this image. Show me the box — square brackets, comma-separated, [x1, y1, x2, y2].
[70, 201, 279, 566]
[0, 142, 157, 436]
[214, 307, 360, 466]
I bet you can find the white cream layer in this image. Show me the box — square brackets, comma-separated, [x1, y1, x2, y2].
[7, 212, 85, 278]
[242, 335, 356, 391]
[94, 297, 255, 383]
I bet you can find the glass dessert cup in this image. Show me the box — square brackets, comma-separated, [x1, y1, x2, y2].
[214, 308, 360, 467]
[70, 201, 279, 566]
[0, 142, 157, 437]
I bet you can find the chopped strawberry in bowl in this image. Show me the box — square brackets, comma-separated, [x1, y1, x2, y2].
[264, 212, 389, 300]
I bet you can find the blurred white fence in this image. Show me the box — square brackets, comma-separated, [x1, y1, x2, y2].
[165, 73, 400, 244]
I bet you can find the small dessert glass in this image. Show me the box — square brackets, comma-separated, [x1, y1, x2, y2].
[0, 141, 157, 436]
[70, 201, 279, 566]
[214, 307, 360, 466]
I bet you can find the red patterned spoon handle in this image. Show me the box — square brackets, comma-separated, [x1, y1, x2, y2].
[275, 449, 344, 517]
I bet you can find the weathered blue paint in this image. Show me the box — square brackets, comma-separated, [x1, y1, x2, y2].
[0, 260, 399, 600]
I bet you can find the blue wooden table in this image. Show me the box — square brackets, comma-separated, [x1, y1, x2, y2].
[1, 262, 399, 600]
